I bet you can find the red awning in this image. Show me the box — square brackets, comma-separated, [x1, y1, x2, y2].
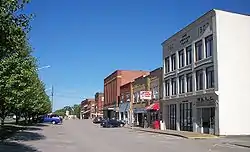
[145, 102, 159, 111]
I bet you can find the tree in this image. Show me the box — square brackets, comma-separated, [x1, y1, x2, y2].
[72, 104, 80, 119]
[0, 0, 52, 126]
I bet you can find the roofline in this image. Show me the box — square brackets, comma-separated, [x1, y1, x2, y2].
[161, 9, 250, 46]
[104, 69, 149, 81]
[161, 9, 215, 46]
[150, 67, 163, 73]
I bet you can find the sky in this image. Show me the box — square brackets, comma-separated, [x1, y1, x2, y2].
[24, 0, 250, 111]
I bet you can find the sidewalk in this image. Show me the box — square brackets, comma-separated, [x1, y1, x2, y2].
[126, 126, 218, 139]
[222, 136, 250, 148]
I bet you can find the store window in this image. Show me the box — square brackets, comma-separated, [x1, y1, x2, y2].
[167, 104, 176, 130]
[180, 102, 193, 131]
[195, 40, 203, 61]
[205, 35, 213, 58]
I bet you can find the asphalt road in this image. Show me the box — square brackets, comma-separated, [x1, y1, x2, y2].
[1, 119, 249, 152]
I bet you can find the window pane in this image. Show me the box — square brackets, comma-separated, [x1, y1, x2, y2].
[165, 57, 170, 73]
[196, 70, 204, 90]
[187, 73, 193, 92]
[171, 54, 176, 71]
[195, 40, 203, 61]
[179, 50, 184, 68]
[186, 46, 192, 65]
[171, 78, 176, 95]
[205, 35, 213, 57]
[206, 66, 214, 89]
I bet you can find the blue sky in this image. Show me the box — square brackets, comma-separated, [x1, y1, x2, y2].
[25, 0, 250, 111]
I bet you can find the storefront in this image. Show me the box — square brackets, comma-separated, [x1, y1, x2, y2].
[163, 93, 219, 135]
[145, 102, 160, 129]
[119, 102, 130, 124]
[133, 108, 146, 127]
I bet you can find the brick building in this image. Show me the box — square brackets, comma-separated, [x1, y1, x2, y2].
[103, 70, 149, 119]
[80, 98, 95, 119]
[119, 82, 133, 124]
[95, 92, 104, 117]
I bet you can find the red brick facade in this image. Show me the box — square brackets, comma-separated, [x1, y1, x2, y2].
[104, 70, 149, 110]
[95, 92, 104, 115]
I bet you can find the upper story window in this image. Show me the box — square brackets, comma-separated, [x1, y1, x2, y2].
[179, 75, 185, 94]
[165, 57, 170, 73]
[179, 50, 185, 68]
[186, 45, 192, 65]
[195, 40, 203, 61]
[196, 69, 204, 90]
[126, 94, 130, 101]
[205, 35, 213, 58]
[165, 80, 170, 96]
[171, 78, 177, 95]
[152, 87, 159, 99]
[206, 66, 214, 89]
[171, 54, 176, 71]
[186, 73, 193, 92]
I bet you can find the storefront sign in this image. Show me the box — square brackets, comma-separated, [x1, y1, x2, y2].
[196, 96, 216, 107]
[140, 91, 152, 100]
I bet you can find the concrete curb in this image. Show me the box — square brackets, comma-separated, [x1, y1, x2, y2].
[125, 127, 218, 139]
[232, 143, 250, 149]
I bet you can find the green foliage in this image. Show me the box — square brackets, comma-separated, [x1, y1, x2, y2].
[0, 0, 51, 125]
[54, 104, 81, 118]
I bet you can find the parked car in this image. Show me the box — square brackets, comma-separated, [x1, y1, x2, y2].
[101, 119, 125, 128]
[41, 114, 62, 124]
[93, 117, 103, 124]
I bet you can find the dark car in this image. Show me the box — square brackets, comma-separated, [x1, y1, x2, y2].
[101, 119, 125, 128]
[93, 117, 103, 124]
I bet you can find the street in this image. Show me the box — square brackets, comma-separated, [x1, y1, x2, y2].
[1, 120, 249, 152]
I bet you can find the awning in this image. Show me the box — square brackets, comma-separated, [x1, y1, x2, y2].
[145, 102, 159, 111]
[133, 108, 146, 113]
[119, 102, 130, 113]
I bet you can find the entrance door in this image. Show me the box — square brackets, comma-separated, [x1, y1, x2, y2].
[197, 107, 215, 134]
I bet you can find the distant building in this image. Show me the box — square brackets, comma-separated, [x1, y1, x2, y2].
[95, 92, 104, 117]
[161, 9, 250, 135]
[80, 98, 95, 119]
[103, 70, 149, 119]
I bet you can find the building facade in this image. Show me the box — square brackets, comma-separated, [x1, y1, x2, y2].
[119, 82, 133, 124]
[161, 9, 250, 135]
[95, 92, 104, 117]
[103, 70, 149, 119]
[80, 98, 95, 119]
[132, 75, 149, 127]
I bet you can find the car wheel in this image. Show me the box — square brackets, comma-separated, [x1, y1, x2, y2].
[120, 123, 124, 127]
[51, 121, 56, 124]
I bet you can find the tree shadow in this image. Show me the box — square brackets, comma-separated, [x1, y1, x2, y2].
[0, 125, 44, 141]
[9, 131, 45, 141]
[0, 141, 41, 152]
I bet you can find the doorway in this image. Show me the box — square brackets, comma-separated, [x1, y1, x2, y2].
[197, 107, 215, 134]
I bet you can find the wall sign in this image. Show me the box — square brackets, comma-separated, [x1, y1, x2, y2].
[196, 96, 216, 107]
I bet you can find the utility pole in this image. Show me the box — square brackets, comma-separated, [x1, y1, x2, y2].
[51, 85, 54, 112]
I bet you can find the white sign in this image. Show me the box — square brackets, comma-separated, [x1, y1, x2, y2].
[139, 91, 152, 100]
[101, 97, 104, 102]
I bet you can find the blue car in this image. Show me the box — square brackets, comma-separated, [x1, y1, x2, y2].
[42, 114, 62, 124]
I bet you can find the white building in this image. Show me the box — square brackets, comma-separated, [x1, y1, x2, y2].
[161, 9, 250, 135]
